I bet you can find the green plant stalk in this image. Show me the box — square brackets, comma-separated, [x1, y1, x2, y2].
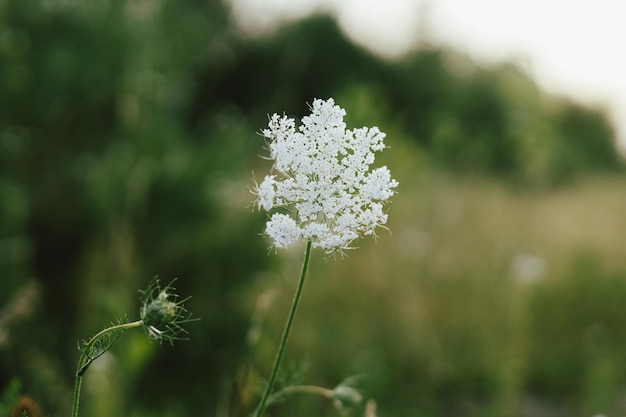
[71, 320, 143, 417]
[254, 240, 312, 417]
[273, 384, 333, 399]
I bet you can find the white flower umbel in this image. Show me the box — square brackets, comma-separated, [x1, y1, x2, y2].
[255, 98, 398, 253]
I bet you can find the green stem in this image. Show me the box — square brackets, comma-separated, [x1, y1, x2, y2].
[71, 320, 143, 417]
[254, 240, 312, 417]
[273, 384, 333, 399]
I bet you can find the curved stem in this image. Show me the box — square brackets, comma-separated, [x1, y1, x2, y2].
[71, 320, 143, 417]
[273, 384, 333, 399]
[254, 240, 312, 417]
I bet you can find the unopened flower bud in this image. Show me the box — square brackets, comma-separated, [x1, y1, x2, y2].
[142, 291, 177, 328]
[139, 278, 197, 344]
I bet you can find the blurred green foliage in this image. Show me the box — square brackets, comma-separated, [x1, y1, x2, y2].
[1, 0, 626, 416]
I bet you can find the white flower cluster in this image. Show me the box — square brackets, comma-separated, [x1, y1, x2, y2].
[255, 98, 398, 253]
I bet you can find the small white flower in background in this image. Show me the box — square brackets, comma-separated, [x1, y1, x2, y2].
[254, 98, 398, 253]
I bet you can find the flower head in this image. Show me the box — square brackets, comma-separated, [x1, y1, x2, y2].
[254, 98, 398, 253]
[139, 278, 197, 344]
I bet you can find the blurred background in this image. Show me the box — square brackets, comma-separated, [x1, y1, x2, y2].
[1, 0, 626, 416]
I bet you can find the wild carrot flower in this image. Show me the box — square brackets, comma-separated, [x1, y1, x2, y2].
[254, 98, 398, 253]
[252, 99, 397, 417]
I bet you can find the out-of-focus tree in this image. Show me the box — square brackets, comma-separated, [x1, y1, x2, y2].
[191, 14, 623, 185]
